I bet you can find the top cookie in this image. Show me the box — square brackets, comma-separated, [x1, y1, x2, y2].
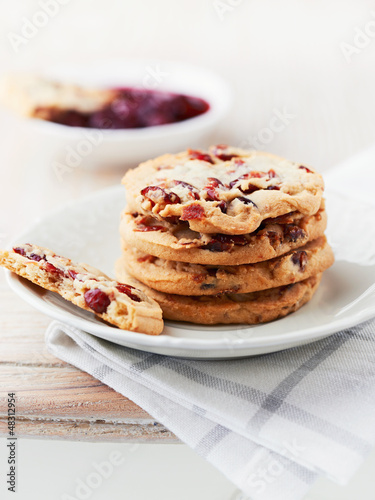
[123, 145, 324, 235]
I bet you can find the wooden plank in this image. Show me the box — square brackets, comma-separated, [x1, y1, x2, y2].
[0, 365, 152, 420]
[0, 418, 177, 443]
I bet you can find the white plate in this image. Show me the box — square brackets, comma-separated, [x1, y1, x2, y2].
[6, 185, 375, 359]
[17, 59, 232, 167]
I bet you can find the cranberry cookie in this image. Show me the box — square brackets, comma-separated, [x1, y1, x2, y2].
[0, 244, 163, 335]
[120, 236, 333, 296]
[123, 146, 324, 235]
[120, 205, 327, 265]
[116, 261, 322, 325]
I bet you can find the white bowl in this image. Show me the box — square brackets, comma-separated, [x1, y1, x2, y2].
[25, 59, 232, 168]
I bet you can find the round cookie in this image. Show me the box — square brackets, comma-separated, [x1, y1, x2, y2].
[120, 205, 327, 265]
[115, 261, 322, 325]
[120, 236, 333, 295]
[122, 145, 324, 235]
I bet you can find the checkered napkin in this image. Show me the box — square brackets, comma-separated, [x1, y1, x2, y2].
[46, 320, 375, 500]
[45, 148, 375, 500]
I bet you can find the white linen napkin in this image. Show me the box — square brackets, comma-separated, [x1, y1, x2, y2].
[46, 148, 375, 500]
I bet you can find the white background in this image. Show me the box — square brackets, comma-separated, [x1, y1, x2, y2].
[1, 0, 375, 498]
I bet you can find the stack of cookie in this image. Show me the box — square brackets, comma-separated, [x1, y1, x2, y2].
[117, 145, 334, 325]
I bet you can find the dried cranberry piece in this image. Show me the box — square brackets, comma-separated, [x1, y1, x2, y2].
[13, 247, 26, 256]
[218, 201, 227, 213]
[236, 196, 258, 208]
[204, 239, 232, 252]
[203, 234, 247, 252]
[229, 171, 267, 189]
[249, 171, 267, 178]
[188, 149, 214, 164]
[181, 204, 205, 220]
[266, 185, 280, 190]
[299, 165, 313, 173]
[216, 153, 238, 161]
[44, 262, 65, 276]
[67, 269, 79, 280]
[207, 177, 224, 188]
[291, 250, 308, 271]
[116, 284, 142, 302]
[284, 225, 305, 242]
[170, 180, 200, 200]
[242, 184, 260, 194]
[203, 177, 225, 201]
[84, 288, 111, 313]
[141, 186, 180, 207]
[29, 253, 45, 262]
[268, 169, 277, 178]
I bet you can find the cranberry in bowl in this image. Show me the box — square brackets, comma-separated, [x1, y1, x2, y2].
[2, 60, 232, 167]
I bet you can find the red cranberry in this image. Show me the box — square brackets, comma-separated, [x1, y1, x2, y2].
[203, 177, 225, 201]
[141, 186, 180, 207]
[249, 171, 267, 178]
[299, 165, 313, 173]
[241, 184, 260, 194]
[188, 149, 214, 164]
[84, 288, 111, 313]
[216, 153, 238, 161]
[203, 234, 247, 252]
[13, 247, 26, 256]
[236, 196, 258, 207]
[181, 204, 205, 220]
[67, 269, 79, 280]
[44, 262, 65, 276]
[29, 253, 45, 262]
[291, 250, 308, 271]
[116, 284, 142, 302]
[218, 201, 227, 213]
[266, 186, 280, 190]
[268, 169, 277, 178]
[229, 171, 267, 189]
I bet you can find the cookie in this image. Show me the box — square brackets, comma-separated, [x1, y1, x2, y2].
[120, 205, 327, 265]
[122, 145, 324, 235]
[116, 260, 322, 325]
[0, 244, 163, 335]
[0, 74, 115, 119]
[120, 236, 333, 296]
